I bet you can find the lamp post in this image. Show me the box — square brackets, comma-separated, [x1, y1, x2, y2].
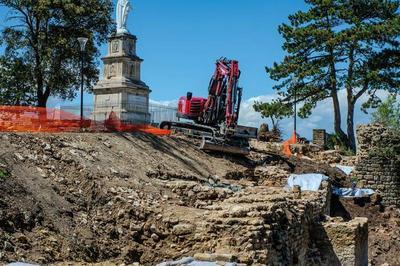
[292, 77, 299, 141]
[294, 79, 297, 135]
[77, 37, 88, 125]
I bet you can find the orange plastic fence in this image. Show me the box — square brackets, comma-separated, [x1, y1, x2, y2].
[0, 106, 171, 136]
[282, 132, 297, 156]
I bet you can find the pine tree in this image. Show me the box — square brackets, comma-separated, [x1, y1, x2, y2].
[253, 100, 293, 130]
[267, 0, 400, 151]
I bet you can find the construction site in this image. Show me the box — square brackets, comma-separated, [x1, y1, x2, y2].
[0, 124, 400, 265]
[1, 0, 400, 265]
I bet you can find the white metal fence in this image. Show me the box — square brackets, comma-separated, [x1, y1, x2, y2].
[59, 102, 178, 125]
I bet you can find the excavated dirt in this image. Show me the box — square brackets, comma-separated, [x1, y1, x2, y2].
[0, 132, 396, 265]
[0, 133, 246, 264]
[332, 197, 400, 266]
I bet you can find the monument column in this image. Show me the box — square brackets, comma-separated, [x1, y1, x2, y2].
[93, 0, 151, 124]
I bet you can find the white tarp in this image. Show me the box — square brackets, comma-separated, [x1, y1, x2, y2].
[157, 257, 194, 266]
[156, 257, 239, 266]
[334, 165, 355, 175]
[7, 263, 38, 266]
[286, 173, 329, 191]
[332, 187, 375, 198]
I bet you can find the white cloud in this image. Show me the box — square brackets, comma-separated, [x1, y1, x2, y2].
[238, 90, 390, 139]
[149, 99, 178, 107]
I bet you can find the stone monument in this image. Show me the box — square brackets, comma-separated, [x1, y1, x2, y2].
[93, 0, 151, 124]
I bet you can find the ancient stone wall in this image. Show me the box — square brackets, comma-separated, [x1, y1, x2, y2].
[313, 129, 327, 148]
[354, 124, 400, 206]
[188, 185, 332, 265]
[311, 217, 369, 266]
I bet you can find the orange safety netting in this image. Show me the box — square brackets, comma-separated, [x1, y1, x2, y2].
[0, 106, 171, 136]
[282, 132, 297, 156]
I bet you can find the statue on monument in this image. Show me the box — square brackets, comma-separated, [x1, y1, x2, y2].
[116, 0, 131, 34]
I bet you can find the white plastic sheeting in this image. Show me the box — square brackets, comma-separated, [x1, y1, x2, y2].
[332, 187, 375, 198]
[286, 173, 329, 192]
[7, 263, 38, 266]
[334, 165, 355, 175]
[156, 257, 194, 266]
[156, 257, 239, 266]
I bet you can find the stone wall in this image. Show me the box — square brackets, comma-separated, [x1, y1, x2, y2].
[181, 182, 369, 265]
[354, 124, 400, 206]
[187, 185, 332, 265]
[310, 217, 369, 266]
[313, 129, 327, 148]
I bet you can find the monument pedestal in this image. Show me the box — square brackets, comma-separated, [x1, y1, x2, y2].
[93, 33, 151, 124]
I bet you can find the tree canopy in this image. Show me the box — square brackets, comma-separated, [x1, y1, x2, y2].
[0, 0, 115, 107]
[266, 0, 400, 150]
[0, 55, 35, 105]
[372, 94, 400, 130]
[253, 100, 293, 130]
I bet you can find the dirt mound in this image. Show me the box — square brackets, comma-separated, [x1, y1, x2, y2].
[0, 133, 359, 265]
[0, 133, 246, 264]
[332, 197, 400, 266]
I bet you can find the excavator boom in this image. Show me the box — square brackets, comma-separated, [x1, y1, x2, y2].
[161, 58, 257, 156]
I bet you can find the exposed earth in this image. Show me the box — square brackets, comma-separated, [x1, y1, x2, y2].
[0, 132, 399, 265]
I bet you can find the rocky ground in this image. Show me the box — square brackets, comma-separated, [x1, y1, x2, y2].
[0, 132, 398, 265]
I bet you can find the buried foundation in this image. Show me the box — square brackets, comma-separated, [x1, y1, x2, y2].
[158, 178, 369, 265]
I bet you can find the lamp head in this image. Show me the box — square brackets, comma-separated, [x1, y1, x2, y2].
[77, 37, 89, 52]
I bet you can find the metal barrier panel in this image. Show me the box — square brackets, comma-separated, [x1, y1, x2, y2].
[149, 104, 178, 125]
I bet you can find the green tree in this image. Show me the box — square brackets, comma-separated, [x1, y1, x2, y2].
[253, 100, 293, 130]
[267, 0, 400, 151]
[0, 55, 35, 105]
[0, 0, 114, 107]
[372, 94, 400, 130]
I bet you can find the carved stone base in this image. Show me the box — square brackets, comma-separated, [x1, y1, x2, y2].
[93, 32, 151, 124]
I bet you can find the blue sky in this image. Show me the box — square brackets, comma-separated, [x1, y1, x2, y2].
[129, 0, 306, 101]
[1, 0, 306, 101]
[0, 1, 380, 138]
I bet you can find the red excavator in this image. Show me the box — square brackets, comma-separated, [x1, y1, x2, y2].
[160, 58, 257, 155]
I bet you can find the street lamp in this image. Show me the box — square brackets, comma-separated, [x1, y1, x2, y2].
[293, 78, 298, 135]
[292, 77, 300, 141]
[77, 37, 88, 124]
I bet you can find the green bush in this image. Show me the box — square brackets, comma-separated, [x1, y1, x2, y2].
[0, 169, 8, 179]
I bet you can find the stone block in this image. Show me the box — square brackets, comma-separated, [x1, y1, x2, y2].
[93, 32, 151, 124]
[322, 217, 368, 266]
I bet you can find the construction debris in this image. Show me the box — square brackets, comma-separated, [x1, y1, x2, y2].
[0, 129, 398, 265]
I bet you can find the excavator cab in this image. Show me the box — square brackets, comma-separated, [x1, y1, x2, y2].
[177, 92, 207, 121]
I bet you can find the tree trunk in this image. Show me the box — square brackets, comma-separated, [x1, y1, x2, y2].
[37, 95, 48, 108]
[347, 100, 356, 152]
[328, 47, 347, 144]
[35, 67, 49, 123]
[35, 64, 50, 108]
[346, 45, 356, 152]
[331, 90, 347, 139]
[36, 80, 49, 108]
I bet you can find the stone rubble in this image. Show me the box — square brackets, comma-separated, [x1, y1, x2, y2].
[0, 132, 383, 265]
